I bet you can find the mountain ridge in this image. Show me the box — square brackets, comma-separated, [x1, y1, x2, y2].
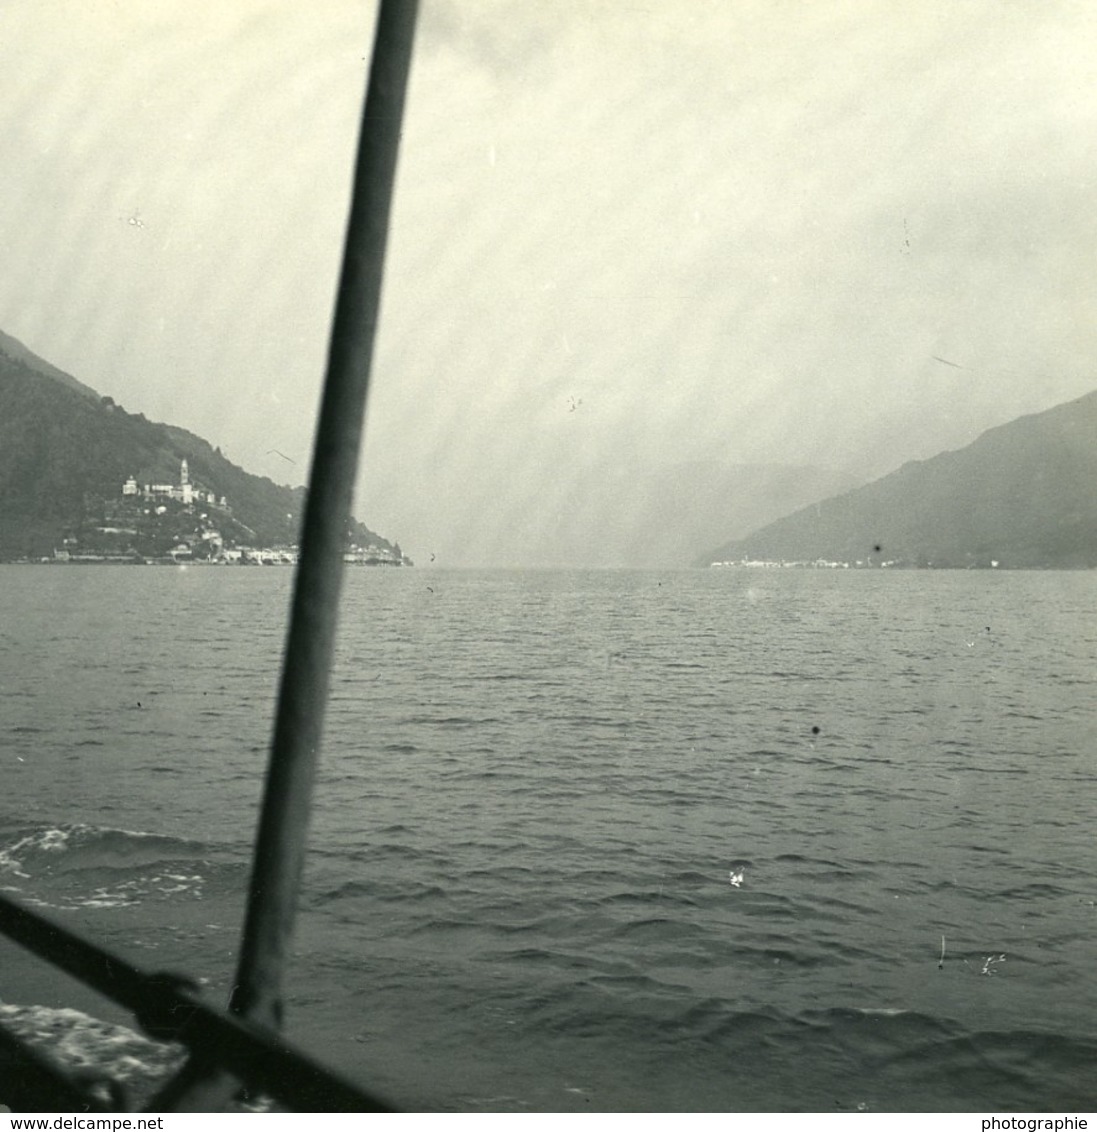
[701, 388, 1097, 569]
[0, 329, 101, 401]
[0, 331, 407, 562]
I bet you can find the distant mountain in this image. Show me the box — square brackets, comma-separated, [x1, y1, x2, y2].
[702, 389, 1097, 569]
[0, 331, 406, 562]
[500, 460, 861, 568]
[621, 461, 861, 569]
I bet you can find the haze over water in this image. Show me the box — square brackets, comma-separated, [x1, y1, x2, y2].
[1, 566, 1094, 1111]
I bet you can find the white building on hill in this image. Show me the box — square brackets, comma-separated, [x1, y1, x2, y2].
[122, 459, 227, 508]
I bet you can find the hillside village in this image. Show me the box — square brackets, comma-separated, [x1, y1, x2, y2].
[0, 331, 412, 564]
[49, 458, 409, 566]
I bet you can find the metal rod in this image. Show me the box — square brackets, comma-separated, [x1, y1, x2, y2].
[0, 891, 393, 1112]
[231, 0, 419, 1030]
[129, 3, 420, 1110]
[0, 2, 417, 1112]
[143, 1, 420, 1111]
[0, 892, 147, 1005]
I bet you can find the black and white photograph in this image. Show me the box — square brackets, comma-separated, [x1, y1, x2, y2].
[0, 0, 1095, 1115]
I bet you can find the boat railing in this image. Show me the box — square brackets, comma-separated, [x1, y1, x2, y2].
[0, 0, 417, 1112]
[0, 892, 392, 1112]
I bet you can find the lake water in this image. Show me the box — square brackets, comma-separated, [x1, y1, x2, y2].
[1, 565, 1095, 1112]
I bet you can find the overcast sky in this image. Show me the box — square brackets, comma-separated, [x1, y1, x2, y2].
[1, 1, 1095, 566]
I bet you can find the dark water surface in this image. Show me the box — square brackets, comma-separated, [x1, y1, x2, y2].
[1, 565, 1095, 1111]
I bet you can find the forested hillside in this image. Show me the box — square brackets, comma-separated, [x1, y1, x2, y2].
[0, 341, 400, 561]
[704, 389, 1097, 569]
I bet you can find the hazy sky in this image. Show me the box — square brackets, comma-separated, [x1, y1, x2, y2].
[1, 1, 1095, 566]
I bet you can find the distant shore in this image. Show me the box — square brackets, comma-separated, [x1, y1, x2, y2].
[2, 557, 410, 567]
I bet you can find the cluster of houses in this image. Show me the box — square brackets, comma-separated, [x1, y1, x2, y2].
[46, 459, 408, 565]
[163, 542, 406, 566]
[710, 557, 900, 569]
[709, 557, 1002, 569]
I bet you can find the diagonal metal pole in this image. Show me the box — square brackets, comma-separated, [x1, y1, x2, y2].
[0, 891, 394, 1112]
[231, 0, 418, 1030]
[148, 0, 419, 1110]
